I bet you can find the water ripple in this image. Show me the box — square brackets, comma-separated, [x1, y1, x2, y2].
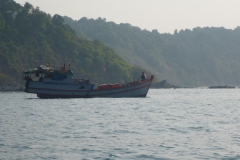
[0, 90, 240, 159]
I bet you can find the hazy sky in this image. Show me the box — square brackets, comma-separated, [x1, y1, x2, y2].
[14, 0, 240, 34]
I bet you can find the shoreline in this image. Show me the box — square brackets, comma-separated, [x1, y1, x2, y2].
[0, 85, 24, 92]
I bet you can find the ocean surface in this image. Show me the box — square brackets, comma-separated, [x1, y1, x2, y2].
[0, 89, 240, 160]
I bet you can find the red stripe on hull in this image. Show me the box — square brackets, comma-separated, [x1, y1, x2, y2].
[28, 79, 152, 93]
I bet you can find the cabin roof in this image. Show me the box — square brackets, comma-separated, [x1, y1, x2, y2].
[23, 65, 73, 75]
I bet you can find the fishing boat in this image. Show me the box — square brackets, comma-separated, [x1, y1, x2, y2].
[23, 64, 154, 98]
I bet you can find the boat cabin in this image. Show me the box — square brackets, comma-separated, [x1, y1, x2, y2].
[23, 65, 73, 84]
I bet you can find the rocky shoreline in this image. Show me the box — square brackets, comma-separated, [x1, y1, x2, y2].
[0, 85, 24, 91]
[208, 85, 235, 89]
[151, 80, 237, 89]
[0, 82, 238, 91]
[151, 80, 181, 89]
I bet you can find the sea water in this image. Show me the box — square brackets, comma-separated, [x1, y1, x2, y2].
[0, 89, 240, 160]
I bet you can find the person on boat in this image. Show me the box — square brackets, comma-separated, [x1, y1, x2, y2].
[141, 72, 146, 81]
[61, 64, 66, 71]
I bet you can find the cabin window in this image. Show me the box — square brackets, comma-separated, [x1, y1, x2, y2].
[52, 74, 65, 81]
[45, 74, 52, 78]
[79, 86, 85, 89]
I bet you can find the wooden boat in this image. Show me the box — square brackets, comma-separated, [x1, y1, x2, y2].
[23, 65, 154, 98]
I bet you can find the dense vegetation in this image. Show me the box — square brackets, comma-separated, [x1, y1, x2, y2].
[0, 0, 147, 87]
[64, 17, 240, 86]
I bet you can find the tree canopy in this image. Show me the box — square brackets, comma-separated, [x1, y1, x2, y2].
[64, 16, 240, 86]
[0, 0, 147, 87]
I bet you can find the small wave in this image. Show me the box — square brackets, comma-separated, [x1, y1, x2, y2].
[136, 154, 171, 160]
[188, 126, 204, 131]
[222, 155, 240, 160]
[159, 145, 175, 149]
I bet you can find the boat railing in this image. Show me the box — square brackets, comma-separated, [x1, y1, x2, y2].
[44, 65, 60, 71]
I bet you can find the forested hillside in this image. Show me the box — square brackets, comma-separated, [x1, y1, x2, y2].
[0, 0, 147, 88]
[64, 17, 240, 86]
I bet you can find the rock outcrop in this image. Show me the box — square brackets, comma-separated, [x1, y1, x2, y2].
[151, 80, 180, 89]
[208, 85, 235, 89]
[0, 85, 24, 91]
